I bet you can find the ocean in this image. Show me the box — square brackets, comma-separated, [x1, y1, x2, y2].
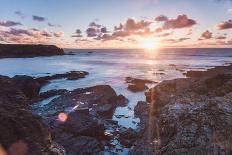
[0, 48, 231, 154]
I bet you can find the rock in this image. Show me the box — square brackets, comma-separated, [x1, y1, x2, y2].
[0, 75, 63, 155]
[118, 127, 138, 147]
[0, 44, 64, 58]
[52, 110, 106, 139]
[128, 83, 148, 92]
[55, 136, 104, 155]
[134, 101, 149, 117]
[35, 85, 121, 118]
[126, 77, 155, 92]
[126, 77, 155, 84]
[130, 65, 232, 155]
[29, 89, 68, 104]
[184, 64, 232, 78]
[113, 94, 129, 107]
[36, 71, 89, 86]
[12, 75, 42, 98]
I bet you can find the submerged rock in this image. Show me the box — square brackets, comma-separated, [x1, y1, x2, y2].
[126, 77, 156, 92]
[130, 65, 232, 155]
[36, 71, 89, 86]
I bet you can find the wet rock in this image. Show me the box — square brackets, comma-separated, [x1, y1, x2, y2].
[32, 85, 128, 154]
[118, 127, 138, 147]
[113, 94, 129, 107]
[29, 89, 68, 104]
[12, 75, 41, 98]
[126, 77, 155, 92]
[0, 75, 63, 155]
[36, 85, 124, 118]
[52, 110, 105, 139]
[134, 101, 149, 117]
[126, 77, 155, 84]
[184, 64, 232, 78]
[130, 65, 232, 155]
[36, 71, 89, 86]
[56, 136, 104, 155]
[128, 83, 148, 92]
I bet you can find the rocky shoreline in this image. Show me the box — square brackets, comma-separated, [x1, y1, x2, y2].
[130, 65, 232, 155]
[0, 65, 232, 155]
[0, 44, 64, 58]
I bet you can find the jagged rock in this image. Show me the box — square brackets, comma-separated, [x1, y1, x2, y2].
[29, 89, 68, 104]
[55, 136, 104, 155]
[35, 85, 126, 118]
[0, 75, 63, 155]
[130, 65, 232, 155]
[12, 75, 41, 98]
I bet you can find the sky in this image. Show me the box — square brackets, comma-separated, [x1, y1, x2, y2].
[0, 0, 232, 48]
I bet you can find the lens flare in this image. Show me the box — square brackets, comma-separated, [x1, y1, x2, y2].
[58, 112, 68, 122]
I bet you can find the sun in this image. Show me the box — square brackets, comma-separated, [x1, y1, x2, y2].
[140, 39, 159, 50]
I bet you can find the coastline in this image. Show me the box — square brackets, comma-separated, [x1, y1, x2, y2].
[0, 64, 231, 154]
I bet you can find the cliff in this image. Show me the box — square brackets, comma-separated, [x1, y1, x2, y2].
[0, 44, 64, 58]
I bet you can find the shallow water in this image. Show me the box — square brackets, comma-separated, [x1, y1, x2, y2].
[0, 48, 231, 154]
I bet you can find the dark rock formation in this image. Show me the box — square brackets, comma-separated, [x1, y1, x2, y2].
[0, 75, 64, 155]
[129, 65, 232, 155]
[126, 77, 156, 92]
[32, 84, 129, 154]
[184, 64, 232, 78]
[29, 89, 68, 104]
[36, 71, 89, 86]
[0, 44, 64, 58]
[12, 75, 41, 98]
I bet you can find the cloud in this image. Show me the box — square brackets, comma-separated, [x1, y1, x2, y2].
[216, 20, 232, 30]
[154, 27, 163, 33]
[86, 27, 98, 37]
[162, 37, 190, 44]
[71, 29, 82, 37]
[216, 36, 226, 39]
[32, 15, 46, 22]
[100, 27, 108, 33]
[0, 20, 22, 27]
[162, 14, 197, 30]
[89, 22, 101, 28]
[156, 32, 172, 37]
[85, 22, 109, 38]
[53, 31, 64, 37]
[48, 22, 61, 27]
[228, 8, 232, 14]
[124, 18, 152, 31]
[200, 30, 213, 39]
[155, 15, 168, 22]
[114, 23, 123, 31]
[14, 11, 25, 18]
[99, 18, 153, 41]
[0, 28, 56, 44]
